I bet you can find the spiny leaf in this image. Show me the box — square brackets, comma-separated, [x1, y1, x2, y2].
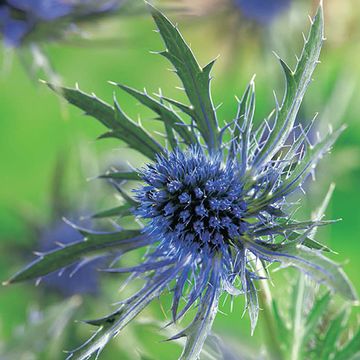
[253, 219, 335, 237]
[333, 327, 360, 360]
[318, 310, 348, 360]
[296, 234, 332, 252]
[2, 297, 81, 358]
[272, 300, 289, 347]
[44, 82, 163, 160]
[247, 239, 357, 301]
[254, 221, 334, 252]
[149, 4, 219, 151]
[275, 126, 344, 200]
[245, 275, 259, 335]
[164, 119, 178, 149]
[288, 274, 307, 360]
[114, 83, 197, 146]
[302, 292, 331, 344]
[91, 203, 134, 219]
[251, 125, 344, 212]
[69, 266, 179, 360]
[230, 78, 255, 167]
[4, 228, 145, 284]
[253, 3, 324, 170]
[161, 96, 194, 117]
[108, 177, 139, 207]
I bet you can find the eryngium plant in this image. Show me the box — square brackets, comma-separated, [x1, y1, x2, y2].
[5, 2, 357, 359]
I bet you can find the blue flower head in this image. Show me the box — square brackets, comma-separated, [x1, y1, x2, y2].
[6, 3, 357, 360]
[0, 0, 122, 46]
[135, 147, 248, 253]
[233, 0, 292, 24]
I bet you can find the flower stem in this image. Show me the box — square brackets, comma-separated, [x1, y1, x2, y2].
[258, 270, 284, 360]
[290, 273, 306, 360]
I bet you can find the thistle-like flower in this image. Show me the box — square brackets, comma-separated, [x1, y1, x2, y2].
[5, 3, 357, 360]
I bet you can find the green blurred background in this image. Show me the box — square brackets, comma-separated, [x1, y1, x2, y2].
[0, 0, 359, 358]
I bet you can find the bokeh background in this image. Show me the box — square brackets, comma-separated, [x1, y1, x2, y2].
[0, 0, 359, 359]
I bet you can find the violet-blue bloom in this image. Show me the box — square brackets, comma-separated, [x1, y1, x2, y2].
[0, 6, 31, 46]
[135, 147, 249, 253]
[233, 0, 292, 24]
[8, 0, 73, 20]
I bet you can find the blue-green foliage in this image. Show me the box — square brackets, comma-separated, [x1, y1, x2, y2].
[1, 297, 81, 359]
[5, 3, 358, 360]
[271, 276, 360, 360]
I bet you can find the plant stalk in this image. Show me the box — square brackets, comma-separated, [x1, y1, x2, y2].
[258, 268, 284, 360]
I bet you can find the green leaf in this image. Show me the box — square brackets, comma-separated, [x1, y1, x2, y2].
[246, 275, 259, 335]
[70, 266, 179, 360]
[333, 327, 360, 360]
[109, 177, 139, 207]
[272, 300, 289, 348]
[251, 125, 344, 212]
[300, 236, 332, 252]
[4, 228, 145, 284]
[44, 82, 163, 160]
[247, 239, 358, 301]
[253, 4, 324, 170]
[149, 4, 219, 151]
[252, 220, 334, 252]
[229, 78, 256, 167]
[233, 80, 255, 143]
[91, 203, 134, 219]
[164, 118, 178, 150]
[302, 292, 331, 344]
[318, 310, 347, 360]
[113, 95, 164, 160]
[113, 83, 197, 146]
[253, 220, 335, 237]
[276, 126, 344, 199]
[256, 229, 333, 253]
[289, 274, 306, 360]
[2, 297, 81, 358]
